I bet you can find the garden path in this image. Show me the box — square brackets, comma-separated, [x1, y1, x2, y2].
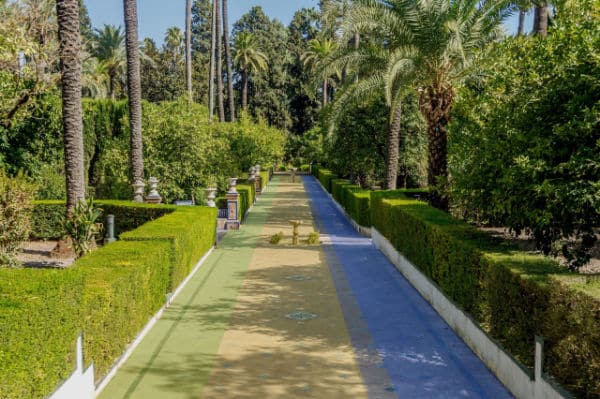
[98, 175, 513, 399]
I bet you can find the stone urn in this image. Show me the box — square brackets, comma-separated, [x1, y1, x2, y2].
[204, 187, 217, 207]
[228, 177, 238, 193]
[145, 177, 162, 204]
[132, 179, 145, 202]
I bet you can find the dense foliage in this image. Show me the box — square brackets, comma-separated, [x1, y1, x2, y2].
[450, 4, 600, 268]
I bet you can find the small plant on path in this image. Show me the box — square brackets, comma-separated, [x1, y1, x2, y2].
[63, 199, 103, 258]
[306, 231, 320, 245]
[269, 231, 284, 244]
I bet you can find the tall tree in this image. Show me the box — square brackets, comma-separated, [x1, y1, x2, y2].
[185, 0, 193, 101]
[208, 0, 216, 118]
[533, 3, 549, 36]
[215, 0, 225, 121]
[191, 0, 212, 103]
[222, 0, 235, 121]
[301, 37, 337, 107]
[233, 32, 268, 110]
[56, 0, 85, 213]
[123, 0, 144, 192]
[92, 24, 125, 99]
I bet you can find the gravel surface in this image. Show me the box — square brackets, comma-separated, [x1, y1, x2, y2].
[16, 241, 75, 268]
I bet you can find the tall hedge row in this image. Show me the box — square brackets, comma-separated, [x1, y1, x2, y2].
[30, 200, 177, 240]
[0, 204, 217, 398]
[313, 171, 600, 397]
[316, 170, 371, 227]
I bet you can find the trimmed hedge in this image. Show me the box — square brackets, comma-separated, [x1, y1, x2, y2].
[31, 200, 177, 240]
[236, 180, 256, 221]
[0, 205, 217, 398]
[259, 170, 269, 190]
[370, 192, 600, 397]
[322, 177, 372, 227]
[316, 168, 338, 193]
[121, 206, 217, 290]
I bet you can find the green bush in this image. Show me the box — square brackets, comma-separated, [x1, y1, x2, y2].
[316, 168, 338, 193]
[370, 192, 600, 397]
[347, 189, 371, 227]
[259, 170, 269, 190]
[0, 170, 37, 266]
[30, 200, 177, 240]
[236, 181, 256, 221]
[0, 204, 216, 398]
[121, 206, 217, 290]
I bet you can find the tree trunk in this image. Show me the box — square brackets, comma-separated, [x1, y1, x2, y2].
[533, 4, 548, 37]
[185, 0, 193, 101]
[215, 0, 225, 122]
[419, 87, 453, 211]
[222, 0, 235, 121]
[123, 0, 144, 187]
[322, 80, 328, 107]
[208, 0, 217, 119]
[109, 69, 116, 99]
[517, 9, 526, 36]
[354, 32, 360, 84]
[56, 0, 85, 214]
[241, 70, 248, 110]
[384, 103, 401, 190]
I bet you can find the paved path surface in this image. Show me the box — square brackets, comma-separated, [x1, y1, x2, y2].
[99, 175, 513, 399]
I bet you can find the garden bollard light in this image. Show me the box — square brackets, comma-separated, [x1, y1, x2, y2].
[104, 214, 116, 244]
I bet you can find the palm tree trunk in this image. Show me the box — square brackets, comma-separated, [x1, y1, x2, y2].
[354, 32, 360, 84]
[208, 0, 217, 119]
[241, 70, 248, 110]
[109, 70, 115, 100]
[384, 103, 401, 190]
[533, 4, 548, 37]
[185, 0, 193, 101]
[56, 0, 85, 214]
[215, 0, 225, 122]
[322, 80, 328, 107]
[123, 0, 144, 187]
[222, 0, 235, 121]
[517, 9, 526, 36]
[419, 88, 452, 211]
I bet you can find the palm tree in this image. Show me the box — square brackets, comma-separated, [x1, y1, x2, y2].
[222, 0, 235, 121]
[185, 0, 192, 101]
[56, 0, 85, 214]
[123, 0, 144, 194]
[164, 26, 184, 66]
[215, 0, 225, 121]
[92, 24, 125, 99]
[301, 37, 337, 107]
[322, 42, 416, 189]
[411, 0, 507, 209]
[233, 32, 268, 110]
[335, 0, 507, 208]
[208, 0, 216, 118]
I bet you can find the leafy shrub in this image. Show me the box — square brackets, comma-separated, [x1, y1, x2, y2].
[0, 170, 37, 267]
[62, 199, 102, 258]
[449, 4, 600, 269]
[370, 191, 600, 397]
[269, 232, 284, 244]
[306, 231, 319, 245]
[236, 181, 256, 221]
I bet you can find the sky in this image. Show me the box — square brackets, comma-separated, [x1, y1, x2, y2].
[85, 0, 529, 45]
[85, 0, 319, 44]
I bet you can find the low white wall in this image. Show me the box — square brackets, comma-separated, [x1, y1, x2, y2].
[47, 336, 94, 399]
[371, 228, 572, 399]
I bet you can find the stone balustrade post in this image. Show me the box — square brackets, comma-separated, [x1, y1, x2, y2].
[226, 178, 240, 230]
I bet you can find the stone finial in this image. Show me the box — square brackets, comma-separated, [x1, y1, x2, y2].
[132, 179, 145, 202]
[228, 177, 238, 193]
[145, 177, 162, 204]
[205, 187, 217, 207]
[249, 166, 257, 180]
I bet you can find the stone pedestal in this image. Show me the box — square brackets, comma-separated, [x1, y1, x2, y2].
[254, 164, 262, 194]
[104, 214, 116, 244]
[226, 178, 240, 230]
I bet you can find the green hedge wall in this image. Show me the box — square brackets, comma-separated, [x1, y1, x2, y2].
[31, 200, 177, 240]
[237, 180, 256, 221]
[316, 168, 338, 193]
[259, 170, 269, 190]
[370, 192, 600, 397]
[121, 206, 217, 290]
[0, 206, 217, 398]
